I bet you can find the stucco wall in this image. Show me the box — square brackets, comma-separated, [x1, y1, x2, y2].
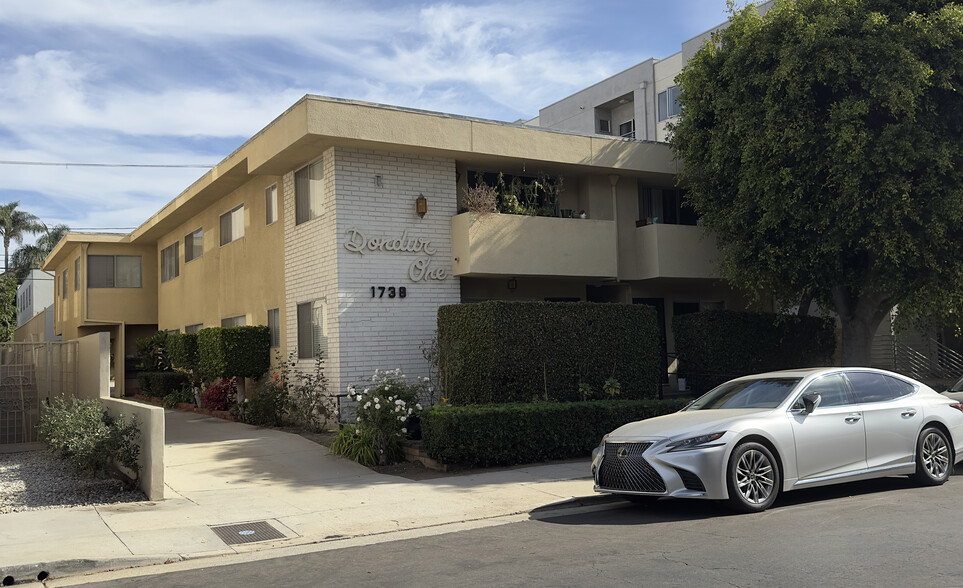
[76, 332, 165, 500]
[155, 173, 286, 354]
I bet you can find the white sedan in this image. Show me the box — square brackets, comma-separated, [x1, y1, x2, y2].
[592, 367, 963, 512]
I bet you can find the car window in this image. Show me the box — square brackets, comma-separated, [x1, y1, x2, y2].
[846, 372, 915, 403]
[793, 374, 852, 408]
[685, 378, 801, 410]
[950, 376, 963, 393]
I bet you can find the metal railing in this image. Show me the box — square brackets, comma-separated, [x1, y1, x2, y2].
[873, 334, 963, 384]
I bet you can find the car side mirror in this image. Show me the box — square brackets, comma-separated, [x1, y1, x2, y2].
[802, 393, 822, 414]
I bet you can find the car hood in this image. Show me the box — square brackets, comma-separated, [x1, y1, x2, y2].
[606, 409, 772, 440]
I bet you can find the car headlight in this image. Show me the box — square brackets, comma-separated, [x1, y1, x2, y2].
[666, 432, 726, 452]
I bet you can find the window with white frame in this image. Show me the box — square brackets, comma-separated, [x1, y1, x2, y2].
[220, 205, 244, 246]
[265, 184, 278, 225]
[88, 255, 142, 288]
[185, 228, 203, 262]
[295, 160, 324, 225]
[657, 86, 682, 122]
[221, 315, 246, 327]
[185, 323, 203, 334]
[297, 299, 326, 359]
[166, 328, 180, 335]
[619, 119, 635, 139]
[161, 242, 179, 282]
[74, 257, 80, 290]
[267, 307, 280, 348]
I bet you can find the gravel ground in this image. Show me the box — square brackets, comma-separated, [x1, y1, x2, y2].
[0, 450, 146, 514]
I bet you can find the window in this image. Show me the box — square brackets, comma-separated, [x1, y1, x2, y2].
[221, 315, 246, 327]
[295, 160, 324, 224]
[297, 299, 326, 359]
[657, 85, 682, 121]
[265, 184, 278, 225]
[598, 119, 611, 134]
[220, 205, 244, 246]
[61, 269, 68, 299]
[185, 228, 203, 262]
[161, 242, 179, 283]
[267, 308, 280, 348]
[88, 255, 142, 288]
[165, 328, 180, 335]
[185, 323, 203, 334]
[74, 258, 80, 291]
[799, 374, 853, 408]
[619, 119, 635, 139]
[846, 372, 915, 404]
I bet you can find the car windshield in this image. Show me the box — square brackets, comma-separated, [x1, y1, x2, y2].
[684, 377, 802, 410]
[949, 376, 963, 392]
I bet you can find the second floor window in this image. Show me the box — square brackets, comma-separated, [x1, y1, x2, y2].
[161, 242, 179, 283]
[658, 86, 682, 122]
[220, 205, 244, 246]
[185, 228, 203, 262]
[295, 160, 324, 225]
[88, 255, 142, 288]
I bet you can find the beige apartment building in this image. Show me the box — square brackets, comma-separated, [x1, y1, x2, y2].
[41, 95, 752, 396]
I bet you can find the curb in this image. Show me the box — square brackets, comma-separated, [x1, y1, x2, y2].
[1, 556, 171, 585]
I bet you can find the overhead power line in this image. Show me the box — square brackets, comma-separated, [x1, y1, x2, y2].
[0, 160, 215, 169]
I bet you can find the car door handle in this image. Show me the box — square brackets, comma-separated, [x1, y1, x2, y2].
[845, 413, 862, 423]
[901, 409, 917, 417]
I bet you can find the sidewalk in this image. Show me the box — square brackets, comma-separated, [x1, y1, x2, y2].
[0, 410, 601, 583]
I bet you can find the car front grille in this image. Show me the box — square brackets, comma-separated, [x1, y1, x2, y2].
[597, 442, 666, 494]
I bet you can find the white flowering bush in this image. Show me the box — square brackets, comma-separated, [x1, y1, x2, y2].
[333, 369, 424, 466]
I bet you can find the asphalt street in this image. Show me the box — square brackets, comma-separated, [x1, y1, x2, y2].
[59, 473, 963, 588]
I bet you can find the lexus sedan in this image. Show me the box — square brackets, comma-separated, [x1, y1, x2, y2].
[592, 367, 963, 513]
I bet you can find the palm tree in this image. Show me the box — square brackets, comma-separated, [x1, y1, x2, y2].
[10, 224, 70, 279]
[0, 202, 45, 275]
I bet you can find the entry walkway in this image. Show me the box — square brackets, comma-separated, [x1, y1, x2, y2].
[0, 410, 594, 581]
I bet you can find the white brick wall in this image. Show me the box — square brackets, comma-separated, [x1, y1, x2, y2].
[283, 146, 460, 395]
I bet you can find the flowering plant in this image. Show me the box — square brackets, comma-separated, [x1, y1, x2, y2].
[341, 369, 424, 466]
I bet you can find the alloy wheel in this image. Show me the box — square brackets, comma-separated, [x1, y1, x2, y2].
[735, 449, 775, 505]
[922, 431, 949, 480]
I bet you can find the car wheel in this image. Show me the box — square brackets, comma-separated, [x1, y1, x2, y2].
[912, 427, 952, 486]
[623, 495, 659, 506]
[726, 442, 780, 513]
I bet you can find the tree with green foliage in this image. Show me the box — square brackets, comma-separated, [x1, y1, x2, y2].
[10, 223, 69, 279]
[0, 275, 17, 341]
[670, 0, 963, 365]
[0, 202, 45, 275]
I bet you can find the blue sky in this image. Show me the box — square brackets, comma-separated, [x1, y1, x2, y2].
[0, 0, 734, 240]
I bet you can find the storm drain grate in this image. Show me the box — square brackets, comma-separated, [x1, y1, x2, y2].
[210, 520, 286, 545]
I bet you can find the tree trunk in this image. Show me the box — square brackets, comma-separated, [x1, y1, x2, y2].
[832, 286, 893, 367]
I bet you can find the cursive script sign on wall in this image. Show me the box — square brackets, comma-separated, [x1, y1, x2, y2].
[344, 227, 448, 282]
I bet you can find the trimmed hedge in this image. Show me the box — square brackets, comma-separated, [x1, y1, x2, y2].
[136, 371, 189, 398]
[197, 326, 270, 380]
[421, 398, 690, 466]
[167, 333, 199, 373]
[674, 310, 836, 395]
[437, 301, 661, 403]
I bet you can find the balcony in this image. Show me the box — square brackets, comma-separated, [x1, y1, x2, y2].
[451, 212, 617, 278]
[628, 223, 720, 280]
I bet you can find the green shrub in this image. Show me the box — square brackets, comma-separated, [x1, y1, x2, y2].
[136, 371, 152, 396]
[329, 427, 405, 467]
[437, 301, 661, 404]
[237, 377, 287, 427]
[142, 371, 189, 399]
[37, 396, 141, 489]
[163, 386, 196, 409]
[135, 331, 170, 371]
[421, 398, 689, 466]
[343, 369, 424, 465]
[674, 310, 836, 394]
[167, 332, 199, 370]
[197, 326, 270, 380]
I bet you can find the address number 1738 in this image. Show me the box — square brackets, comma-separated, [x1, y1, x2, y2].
[371, 286, 407, 299]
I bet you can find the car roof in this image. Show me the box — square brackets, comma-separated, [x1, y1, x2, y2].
[733, 367, 924, 384]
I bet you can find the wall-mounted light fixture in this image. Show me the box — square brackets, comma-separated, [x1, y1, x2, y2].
[416, 194, 428, 218]
[507, 278, 517, 290]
